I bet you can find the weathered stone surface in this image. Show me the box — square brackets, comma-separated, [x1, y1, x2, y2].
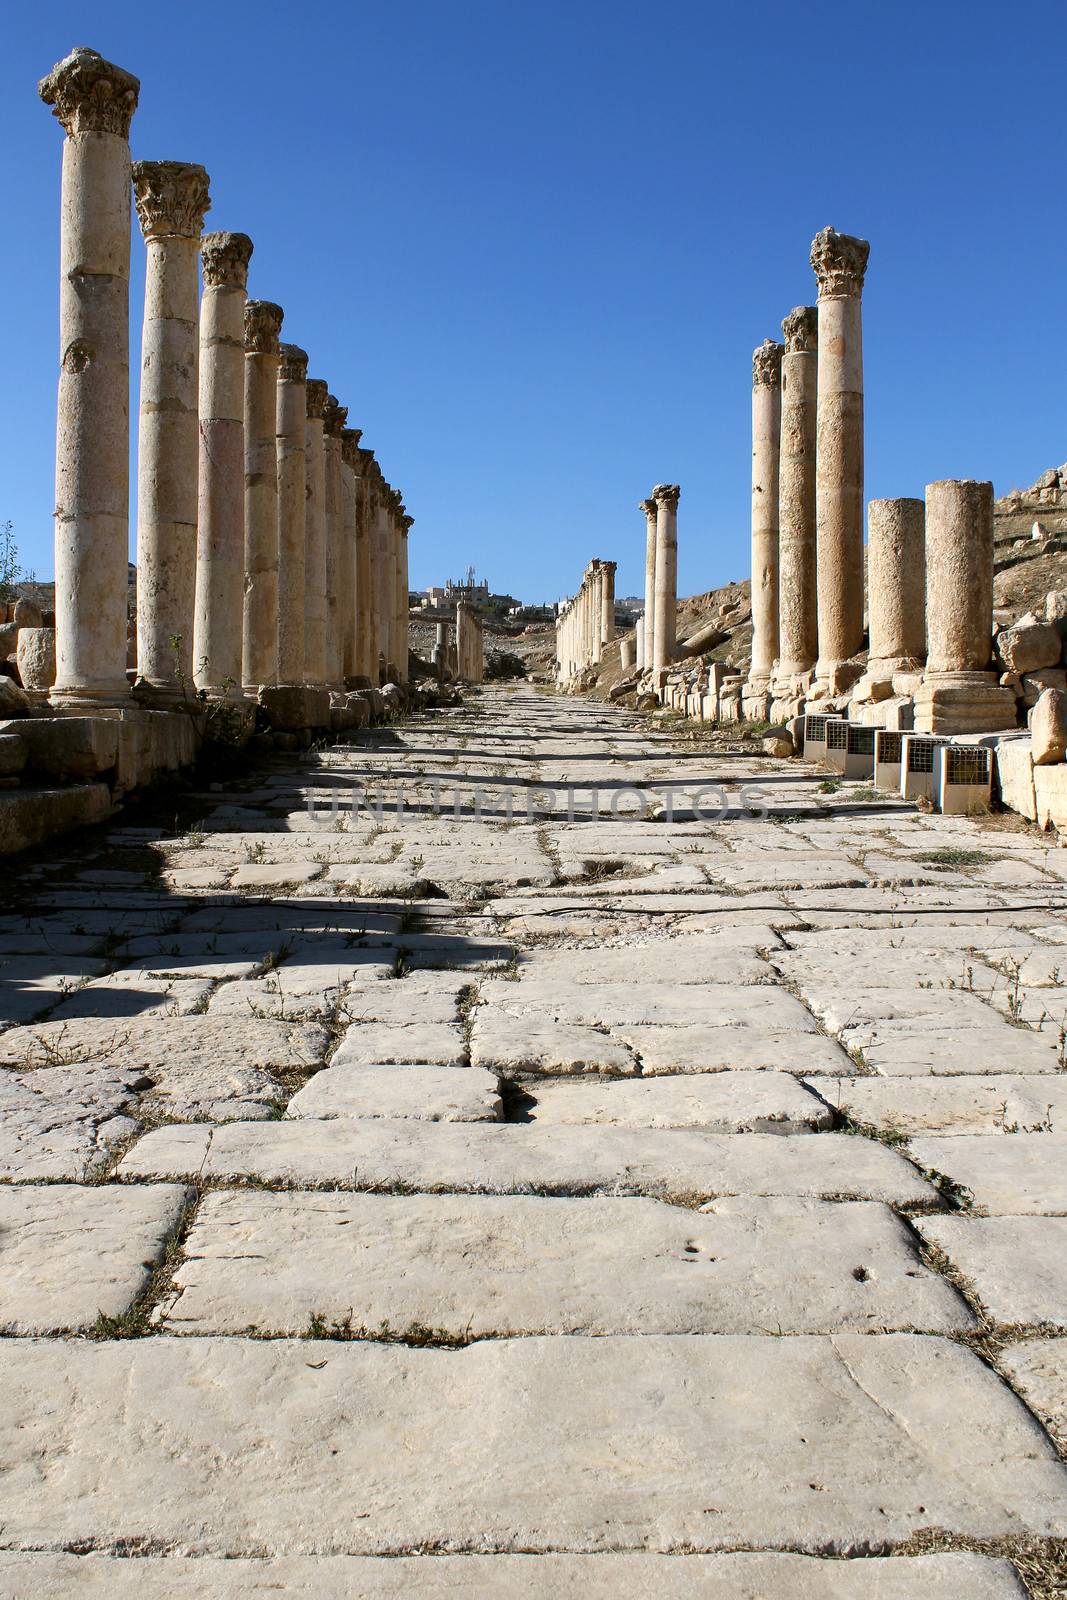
[287, 1065, 503, 1122]
[331, 1022, 466, 1068]
[0, 733, 27, 777]
[161, 1192, 970, 1337]
[0, 676, 31, 717]
[0, 783, 111, 854]
[917, 1215, 1067, 1327]
[0, 1064, 145, 1179]
[15, 626, 56, 692]
[998, 615, 1062, 675]
[0, 1183, 188, 1332]
[119, 1121, 936, 1205]
[1000, 1338, 1067, 1446]
[806, 1075, 1067, 1135]
[524, 1071, 833, 1131]
[9, 715, 119, 780]
[471, 1011, 637, 1075]
[0, 1551, 1031, 1598]
[909, 1134, 1067, 1215]
[0, 1017, 327, 1073]
[0, 1336, 1062, 1551]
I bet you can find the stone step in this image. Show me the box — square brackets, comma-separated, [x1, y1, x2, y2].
[0, 1336, 1062, 1555]
[118, 1122, 936, 1207]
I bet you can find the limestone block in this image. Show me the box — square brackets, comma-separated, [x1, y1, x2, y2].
[997, 615, 1062, 674]
[1020, 667, 1066, 707]
[0, 734, 26, 778]
[805, 1075, 1067, 1136]
[1030, 688, 1067, 764]
[0, 783, 112, 855]
[917, 1215, 1067, 1328]
[908, 1133, 1067, 1214]
[16, 627, 56, 692]
[523, 1071, 833, 1131]
[0, 622, 18, 658]
[995, 736, 1037, 819]
[159, 1192, 970, 1338]
[258, 685, 332, 732]
[1034, 763, 1067, 829]
[1046, 589, 1067, 637]
[0, 1183, 188, 1332]
[1000, 1338, 1067, 1446]
[12, 597, 42, 628]
[7, 715, 118, 780]
[0, 676, 31, 717]
[287, 1064, 503, 1122]
[0, 1335, 1061, 1553]
[0, 1551, 1033, 1599]
[0, 1063, 145, 1179]
[119, 1121, 936, 1207]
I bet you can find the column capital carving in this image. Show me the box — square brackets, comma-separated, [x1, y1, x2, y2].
[201, 231, 253, 289]
[781, 305, 818, 353]
[323, 395, 347, 435]
[601, 560, 617, 574]
[652, 483, 680, 511]
[401, 514, 414, 531]
[132, 161, 210, 240]
[341, 428, 364, 467]
[638, 497, 658, 518]
[356, 447, 375, 473]
[306, 379, 329, 419]
[278, 343, 308, 382]
[244, 300, 283, 355]
[39, 47, 139, 138]
[810, 226, 870, 299]
[752, 338, 784, 389]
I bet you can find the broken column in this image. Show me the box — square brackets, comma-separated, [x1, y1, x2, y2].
[914, 480, 1017, 733]
[242, 299, 283, 691]
[303, 379, 328, 687]
[131, 160, 210, 702]
[770, 305, 818, 718]
[867, 497, 926, 684]
[811, 227, 869, 696]
[745, 338, 783, 719]
[652, 484, 680, 672]
[40, 48, 140, 707]
[194, 231, 252, 698]
[275, 343, 308, 686]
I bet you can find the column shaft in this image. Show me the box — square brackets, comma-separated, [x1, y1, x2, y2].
[275, 343, 308, 685]
[652, 485, 680, 670]
[242, 299, 283, 690]
[640, 498, 657, 672]
[303, 380, 328, 686]
[866, 498, 925, 676]
[322, 395, 347, 689]
[776, 306, 819, 682]
[194, 231, 251, 696]
[748, 339, 783, 696]
[40, 48, 140, 706]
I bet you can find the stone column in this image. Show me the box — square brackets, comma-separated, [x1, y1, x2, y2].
[866, 498, 926, 681]
[811, 227, 869, 695]
[914, 480, 1017, 734]
[40, 48, 140, 707]
[455, 600, 471, 681]
[242, 299, 283, 691]
[587, 563, 601, 666]
[131, 161, 210, 702]
[322, 395, 346, 690]
[652, 484, 680, 671]
[600, 560, 616, 650]
[303, 379, 328, 686]
[433, 621, 446, 676]
[341, 429, 363, 685]
[397, 511, 412, 684]
[374, 475, 394, 682]
[275, 343, 308, 685]
[771, 305, 819, 716]
[620, 636, 636, 672]
[194, 231, 252, 697]
[639, 498, 657, 673]
[635, 616, 645, 673]
[745, 338, 783, 717]
[353, 447, 376, 683]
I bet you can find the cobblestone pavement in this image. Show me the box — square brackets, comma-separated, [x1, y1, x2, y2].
[3, 684, 1067, 1596]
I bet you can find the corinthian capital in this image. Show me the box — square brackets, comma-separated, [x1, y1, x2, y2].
[639, 497, 657, 519]
[323, 395, 347, 436]
[201, 231, 253, 290]
[810, 227, 870, 299]
[132, 161, 210, 241]
[652, 483, 680, 511]
[39, 47, 139, 138]
[781, 305, 818, 353]
[306, 379, 329, 420]
[341, 428, 364, 467]
[243, 300, 283, 355]
[752, 338, 784, 389]
[278, 344, 308, 383]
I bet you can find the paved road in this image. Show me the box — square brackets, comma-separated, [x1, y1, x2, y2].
[2, 684, 1067, 1596]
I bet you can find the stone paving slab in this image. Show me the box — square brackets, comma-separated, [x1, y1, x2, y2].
[0, 1064, 144, 1179]
[0, 1017, 328, 1072]
[1000, 1337, 1067, 1447]
[118, 1121, 936, 1205]
[331, 1022, 467, 1068]
[161, 1192, 970, 1337]
[0, 1552, 1028, 1596]
[917, 1215, 1067, 1326]
[286, 1065, 503, 1122]
[0, 1335, 1062, 1553]
[623, 1025, 855, 1075]
[470, 1012, 638, 1075]
[521, 1070, 833, 1130]
[0, 1183, 188, 1332]
[806, 1075, 1067, 1135]
[909, 1134, 1067, 1215]
[480, 978, 816, 1030]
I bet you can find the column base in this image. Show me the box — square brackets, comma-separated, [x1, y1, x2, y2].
[768, 667, 814, 725]
[913, 672, 1019, 736]
[811, 659, 867, 700]
[49, 682, 131, 711]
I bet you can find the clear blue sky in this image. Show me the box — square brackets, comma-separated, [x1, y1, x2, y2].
[3, 1, 1063, 606]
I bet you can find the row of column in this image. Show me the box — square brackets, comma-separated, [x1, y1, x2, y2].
[634, 485, 679, 675]
[555, 558, 616, 680]
[39, 45, 410, 713]
[742, 224, 1012, 733]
